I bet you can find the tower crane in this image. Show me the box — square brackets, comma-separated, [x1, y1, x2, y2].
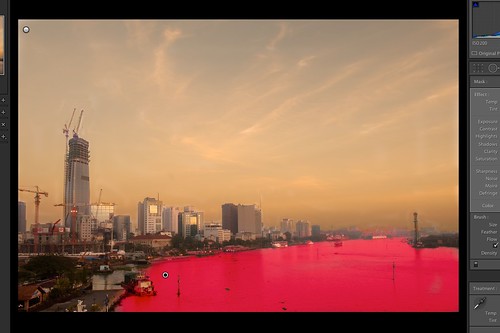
[91, 189, 117, 223]
[91, 189, 117, 252]
[18, 186, 48, 225]
[63, 108, 76, 145]
[63, 109, 76, 218]
[73, 109, 84, 137]
[50, 219, 61, 253]
[18, 186, 48, 253]
[95, 188, 102, 227]
[54, 203, 79, 245]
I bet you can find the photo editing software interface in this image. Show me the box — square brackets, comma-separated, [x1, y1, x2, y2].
[0, 0, 495, 332]
[471, 1, 500, 332]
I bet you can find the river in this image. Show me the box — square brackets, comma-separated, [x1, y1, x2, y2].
[115, 238, 458, 312]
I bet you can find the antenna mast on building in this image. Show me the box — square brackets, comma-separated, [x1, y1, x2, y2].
[260, 192, 263, 231]
[413, 212, 419, 245]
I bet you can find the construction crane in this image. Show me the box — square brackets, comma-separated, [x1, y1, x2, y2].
[54, 203, 79, 245]
[63, 108, 76, 145]
[73, 109, 84, 137]
[91, 189, 117, 252]
[95, 188, 103, 227]
[18, 186, 48, 225]
[50, 219, 62, 253]
[91, 189, 117, 224]
[19, 186, 48, 253]
[62, 109, 77, 215]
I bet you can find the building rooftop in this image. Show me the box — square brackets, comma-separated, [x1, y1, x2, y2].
[131, 234, 172, 240]
[18, 285, 46, 301]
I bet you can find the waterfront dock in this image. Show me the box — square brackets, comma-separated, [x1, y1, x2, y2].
[41, 289, 124, 312]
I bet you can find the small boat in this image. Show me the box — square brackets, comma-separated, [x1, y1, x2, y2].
[271, 241, 288, 248]
[121, 271, 157, 296]
[306, 240, 314, 245]
[94, 264, 114, 274]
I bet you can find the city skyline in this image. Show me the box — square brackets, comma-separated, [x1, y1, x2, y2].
[19, 20, 458, 232]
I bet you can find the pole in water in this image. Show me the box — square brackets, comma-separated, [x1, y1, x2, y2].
[177, 274, 180, 297]
[392, 262, 395, 281]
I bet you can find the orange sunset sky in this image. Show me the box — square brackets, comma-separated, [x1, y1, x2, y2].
[18, 20, 458, 232]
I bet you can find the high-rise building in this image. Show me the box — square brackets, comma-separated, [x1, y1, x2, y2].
[280, 218, 294, 234]
[222, 203, 238, 235]
[179, 207, 203, 238]
[296, 220, 311, 238]
[64, 133, 90, 228]
[179, 206, 203, 238]
[162, 206, 180, 234]
[138, 197, 163, 235]
[237, 204, 261, 235]
[18, 201, 26, 233]
[312, 224, 321, 237]
[113, 215, 131, 241]
[77, 215, 92, 241]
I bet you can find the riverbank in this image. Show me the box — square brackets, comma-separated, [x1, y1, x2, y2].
[42, 289, 124, 312]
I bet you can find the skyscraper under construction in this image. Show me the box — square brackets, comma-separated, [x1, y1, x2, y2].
[64, 132, 90, 228]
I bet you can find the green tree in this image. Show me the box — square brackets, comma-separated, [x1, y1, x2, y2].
[49, 276, 73, 300]
[18, 267, 37, 283]
[171, 234, 184, 249]
[48, 287, 64, 300]
[75, 268, 91, 285]
[23, 255, 77, 280]
[183, 236, 195, 249]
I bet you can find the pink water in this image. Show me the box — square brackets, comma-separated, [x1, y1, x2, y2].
[115, 238, 458, 312]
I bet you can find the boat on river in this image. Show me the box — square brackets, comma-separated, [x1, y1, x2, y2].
[121, 271, 157, 296]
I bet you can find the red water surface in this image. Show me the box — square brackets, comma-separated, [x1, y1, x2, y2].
[116, 238, 458, 312]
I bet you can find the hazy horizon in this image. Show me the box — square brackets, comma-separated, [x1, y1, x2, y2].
[18, 20, 458, 232]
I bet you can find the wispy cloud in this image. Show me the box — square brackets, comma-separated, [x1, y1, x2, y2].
[124, 21, 155, 47]
[239, 59, 368, 136]
[358, 82, 458, 136]
[177, 135, 242, 165]
[267, 22, 288, 51]
[240, 96, 298, 135]
[163, 27, 182, 43]
[297, 55, 316, 68]
[150, 28, 183, 88]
